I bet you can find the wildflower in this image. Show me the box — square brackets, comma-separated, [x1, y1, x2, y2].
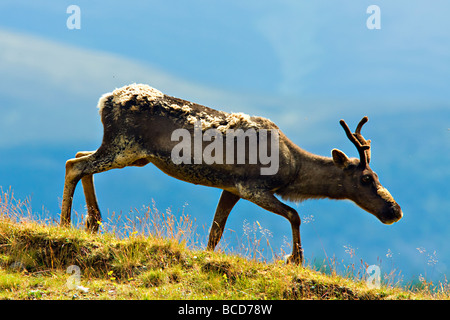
[222, 273, 228, 284]
[427, 250, 438, 267]
[416, 247, 426, 254]
[302, 214, 315, 224]
[386, 249, 393, 258]
[108, 270, 116, 281]
[343, 244, 356, 258]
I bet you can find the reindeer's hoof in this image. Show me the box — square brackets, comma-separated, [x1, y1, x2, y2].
[283, 254, 303, 265]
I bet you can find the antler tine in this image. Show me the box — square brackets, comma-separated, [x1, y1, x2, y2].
[355, 116, 369, 134]
[339, 119, 370, 168]
[354, 116, 371, 164]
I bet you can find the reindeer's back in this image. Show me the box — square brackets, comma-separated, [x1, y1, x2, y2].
[97, 83, 278, 132]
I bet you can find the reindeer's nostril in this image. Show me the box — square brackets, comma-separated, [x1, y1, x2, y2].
[395, 206, 403, 221]
[378, 203, 402, 224]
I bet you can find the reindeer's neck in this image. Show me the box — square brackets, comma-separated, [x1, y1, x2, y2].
[277, 149, 347, 202]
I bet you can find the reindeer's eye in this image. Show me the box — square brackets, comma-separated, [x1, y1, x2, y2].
[361, 175, 373, 184]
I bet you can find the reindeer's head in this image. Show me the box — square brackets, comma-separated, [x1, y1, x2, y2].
[332, 117, 402, 225]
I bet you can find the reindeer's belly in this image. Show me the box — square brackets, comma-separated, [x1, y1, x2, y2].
[148, 156, 245, 189]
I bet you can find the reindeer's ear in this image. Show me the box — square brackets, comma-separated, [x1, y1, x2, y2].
[332, 149, 350, 169]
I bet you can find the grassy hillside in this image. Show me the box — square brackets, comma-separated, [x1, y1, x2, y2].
[0, 189, 447, 300]
[0, 216, 446, 301]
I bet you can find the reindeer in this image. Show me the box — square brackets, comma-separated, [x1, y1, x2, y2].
[60, 84, 402, 264]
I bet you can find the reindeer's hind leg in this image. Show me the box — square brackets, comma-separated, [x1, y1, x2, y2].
[74, 151, 102, 232]
[60, 147, 122, 229]
[207, 190, 240, 251]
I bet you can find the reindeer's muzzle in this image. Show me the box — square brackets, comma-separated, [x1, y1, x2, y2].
[379, 202, 403, 225]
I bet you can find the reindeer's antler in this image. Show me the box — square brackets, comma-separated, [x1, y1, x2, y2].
[340, 116, 371, 168]
[354, 117, 371, 163]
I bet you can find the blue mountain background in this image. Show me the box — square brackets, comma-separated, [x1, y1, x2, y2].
[0, 1, 448, 284]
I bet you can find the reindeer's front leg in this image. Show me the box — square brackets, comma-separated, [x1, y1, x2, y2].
[241, 189, 303, 265]
[207, 190, 240, 251]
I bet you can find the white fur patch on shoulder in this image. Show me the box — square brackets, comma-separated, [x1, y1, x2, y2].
[97, 83, 164, 117]
[186, 110, 259, 131]
[111, 83, 164, 105]
[217, 112, 254, 132]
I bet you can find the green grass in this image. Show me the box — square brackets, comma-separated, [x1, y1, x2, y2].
[0, 188, 448, 300]
[0, 216, 446, 300]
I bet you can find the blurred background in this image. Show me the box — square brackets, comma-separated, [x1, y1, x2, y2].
[0, 1, 448, 285]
